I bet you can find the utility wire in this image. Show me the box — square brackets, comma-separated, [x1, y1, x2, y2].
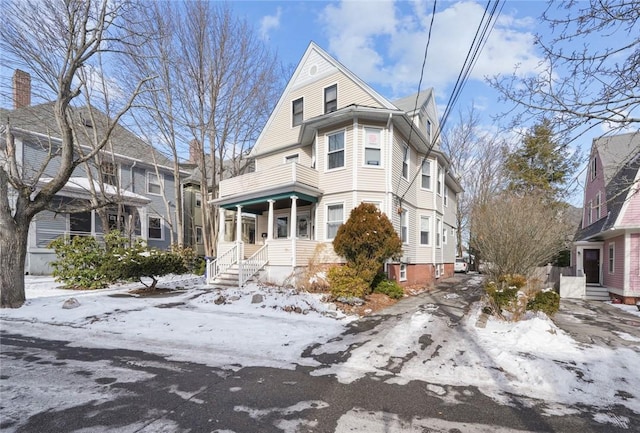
[399, 0, 504, 203]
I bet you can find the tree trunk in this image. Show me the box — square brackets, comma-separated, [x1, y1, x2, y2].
[0, 220, 29, 308]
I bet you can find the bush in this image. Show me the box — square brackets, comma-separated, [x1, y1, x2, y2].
[333, 203, 402, 288]
[527, 289, 560, 316]
[485, 280, 519, 312]
[327, 265, 369, 299]
[171, 244, 199, 273]
[111, 249, 187, 290]
[374, 279, 404, 299]
[49, 236, 108, 289]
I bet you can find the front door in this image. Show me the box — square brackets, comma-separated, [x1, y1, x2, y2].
[583, 249, 600, 284]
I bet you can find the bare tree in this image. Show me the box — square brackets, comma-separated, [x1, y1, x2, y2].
[171, 1, 281, 256]
[441, 105, 508, 258]
[0, 0, 150, 308]
[490, 0, 639, 137]
[471, 192, 575, 278]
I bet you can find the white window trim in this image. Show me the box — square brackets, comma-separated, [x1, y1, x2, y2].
[421, 159, 432, 191]
[292, 97, 303, 127]
[596, 191, 601, 219]
[399, 263, 407, 282]
[361, 200, 382, 210]
[195, 192, 202, 207]
[608, 242, 615, 274]
[285, 153, 300, 164]
[324, 83, 338, 113]
[437, 165, 443, 196]
[402, 144, 410, 180]
[587, 200, 593, 225]
[147, 171, 162, 196]
[148, 215, 164, 241]
[325, 129, 346, 172]
[400, 209, 408, 245]
[363, 127, 383, 168]
[419, 215, 431, 246]
[591, 157, 597, 180]
[443, 223, 447, 245]
[275, 214, 289, 239]
[444, 184, 448, 207]
[195, 226, 203, 244]
[325, 202, 344, 241]
[436, 217, 442, 248]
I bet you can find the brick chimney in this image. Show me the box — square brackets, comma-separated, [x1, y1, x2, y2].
[189, 139, 201, 164]
[13, 69, 31, 109]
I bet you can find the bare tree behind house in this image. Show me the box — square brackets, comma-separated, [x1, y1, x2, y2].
[0, 0, 151, 308]
[441, 105, 508, 259]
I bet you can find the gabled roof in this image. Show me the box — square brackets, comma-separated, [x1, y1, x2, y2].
[392, 88, 434, 114]
[575, 131, 640, 241]
[0, 102, 174, 169]
[250, 42, 396, 157]
[593, 131, 640, 185]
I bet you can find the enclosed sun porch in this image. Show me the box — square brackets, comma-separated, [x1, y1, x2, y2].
[208, 162, 328, 286]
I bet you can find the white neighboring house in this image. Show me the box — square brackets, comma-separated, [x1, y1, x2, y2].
[0, 70, 184, 275]
[209, 42, 462, 288]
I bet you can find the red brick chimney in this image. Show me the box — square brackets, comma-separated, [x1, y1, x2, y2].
[189, 139, 201, 164]
[13, 69, 31, 109]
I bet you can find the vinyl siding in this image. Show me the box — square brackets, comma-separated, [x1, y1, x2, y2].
[355, 122, 388, 193]
[317, 122, 353, 194]
[620, 187, 640, 226]
[257, 145, 313, 171]
[257, 70, 383, 155]
[603, 236, 624, 290]
[630, 233, 640, 296]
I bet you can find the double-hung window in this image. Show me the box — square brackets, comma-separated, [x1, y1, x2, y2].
[442, 224, 447, 244]
[609, 242, 615, 274]
[436, 218, 442, 247]
[327, 131, 345, 170]
[148, 216, 163, 240]
[292, 97, 303, 126]
[326, 204, 343, 240]
[364, 128, 381, 166]
[400, 210, 408, 243]
[419, 215, 430, 245]
[437, 166, 443, 195]
[399, 263, 407, 281]
[421, 160, 431, 190]
[276, 216, 289, 239]
[147, 172, 162, 195]
[591, 157, 597, 180]
[195, 226, 203, 244]
[324, 84, 337, 113]
[587, 201, 593, 225]
[402, 144, 409, 179]
[595, 192, 601, 220]
[444, 184, 448, 206]
[101, 161, 117, 186]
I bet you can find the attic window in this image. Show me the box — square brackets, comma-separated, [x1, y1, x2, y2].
[324, 84, 337, 113]
[81, 116, 93, 128]
[591, 157, 597, 180]
[292, 97, 303, 127]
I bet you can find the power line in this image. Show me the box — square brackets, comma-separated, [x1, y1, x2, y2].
[399, 0, 504, 203]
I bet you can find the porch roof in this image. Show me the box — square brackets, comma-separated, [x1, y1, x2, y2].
[38, 177, 151, 206]
[213, 183, 321, 214]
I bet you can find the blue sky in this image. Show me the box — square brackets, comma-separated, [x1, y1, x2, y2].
[233, 1, 545, 119]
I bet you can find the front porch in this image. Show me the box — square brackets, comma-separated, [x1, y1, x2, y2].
[208, 163, 328, 287]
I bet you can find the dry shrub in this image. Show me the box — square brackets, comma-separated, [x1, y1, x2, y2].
[297, 243, 336, 293]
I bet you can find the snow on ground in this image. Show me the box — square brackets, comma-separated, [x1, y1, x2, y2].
[1, 275, 351, 370]
[2, 275, 640, 424]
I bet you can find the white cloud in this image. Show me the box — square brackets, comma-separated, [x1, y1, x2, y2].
[319, 0, 542, 97]
[260, 7, 282, 41]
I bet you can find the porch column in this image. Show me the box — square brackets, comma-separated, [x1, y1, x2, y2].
[218, 207, 225, 241]
[138, 206, 148, 241]
[290, 196, 298, 267]
[236, 205, 243, 263]
[267, 199, 274, 241]
[235, 205, 243, 242]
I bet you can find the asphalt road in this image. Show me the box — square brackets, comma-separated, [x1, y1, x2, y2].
[1, 274, 638, 433]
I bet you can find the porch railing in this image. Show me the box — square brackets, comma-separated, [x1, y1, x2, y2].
[239, 244, 268, 287]
[207, 243, 239, 283]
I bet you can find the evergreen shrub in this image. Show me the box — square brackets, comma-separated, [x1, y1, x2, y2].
[527, 289, 560, 316]
[49, 236, 108, 289]
[374, 279, 404, 299]
[327, 265, 369, 299]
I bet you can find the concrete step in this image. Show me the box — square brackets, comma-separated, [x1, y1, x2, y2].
[585, 286, 609, 301]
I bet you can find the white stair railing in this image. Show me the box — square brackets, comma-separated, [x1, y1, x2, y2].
[207, 244, 239, 284]
[239, 244, 268, 287]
